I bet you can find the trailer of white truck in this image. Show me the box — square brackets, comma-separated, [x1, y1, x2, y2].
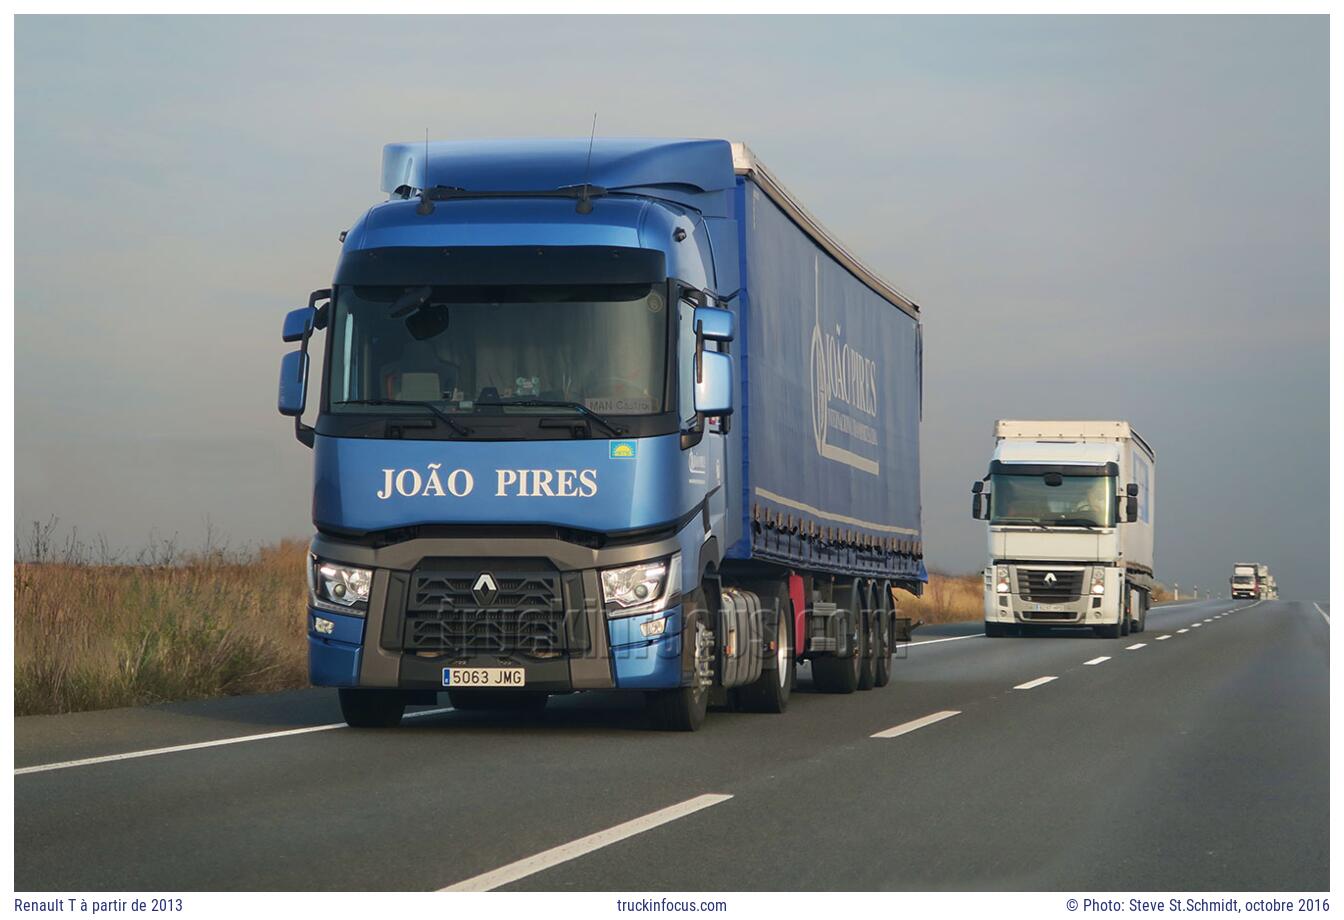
[971, 420, 1156, 638]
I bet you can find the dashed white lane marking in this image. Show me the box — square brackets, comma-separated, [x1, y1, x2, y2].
[908, 633, 984, 646]
[440, 793, 734, 891]
[1315, 603, 1329, 624]
[1155, 634, 1172, 641]
[1083, 656, 1111, 666]
[1126, 643, 1147, 650]
[1192, 623, 1203, 628]
[871, 710, 961, 739]
[1203, 618, 1213, 623]
[16, 706, 455, 776]
[1177, 628, 1190, 634]
[1014, 676, 1057, 690]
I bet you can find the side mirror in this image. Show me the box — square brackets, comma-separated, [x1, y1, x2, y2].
[694, 306, 735, 343]
[972, 493, 983, 519]
[694, 350, 734, 416]
[971, 481, 984, 494]
[278, 350, 309, 417]
[1126, 482, 1139, 497]
[282, 307, 315, 343]
[1125, 496, 1139, 523]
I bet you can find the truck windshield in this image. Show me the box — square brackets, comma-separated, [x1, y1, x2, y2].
[1232, 575, 1255, 584]
[325, 283, 669, 420]
[990, 471, 1116, 527]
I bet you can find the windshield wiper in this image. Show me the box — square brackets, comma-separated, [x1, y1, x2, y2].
[474, 398, 627, 437]
[994, 519, 1050, 531]
[1051, 518, 1104, 530]
[334, 399, 472, 436]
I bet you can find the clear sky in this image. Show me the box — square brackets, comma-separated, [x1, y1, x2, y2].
[14, 15, 1329, 598]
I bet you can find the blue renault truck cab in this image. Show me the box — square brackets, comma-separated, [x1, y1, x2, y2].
[278, 138, 926, 731]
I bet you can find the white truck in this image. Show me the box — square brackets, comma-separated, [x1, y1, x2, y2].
[971, 420, 1156, 638]
[1231, 562, 1274, 600]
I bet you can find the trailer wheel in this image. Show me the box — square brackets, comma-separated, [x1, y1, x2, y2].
[338, 688, 406, 728]
[858, 581, 879, 690]
[812, 579, 864, 694]
[873, 581, 894, 688]
[447, 690, 549, 712]
[735, 586, 794, 713]
[646, 597, 711, 731]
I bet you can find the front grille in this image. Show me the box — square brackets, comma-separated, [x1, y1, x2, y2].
[404, 567, 565, 658]
[1017, 568, 1084, 603]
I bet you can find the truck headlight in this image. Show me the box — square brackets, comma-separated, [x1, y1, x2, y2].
[601, 554, 680, 617]
[1091, 569, 1106, 595]
[309, 555, 372, 615]
[996, 566, 1011, 594]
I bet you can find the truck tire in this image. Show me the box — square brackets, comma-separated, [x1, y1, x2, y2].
[735, 588, 794, 713]
[448, 690, 549, 712]
[1095, 620, 1122, 639]
[873, 581, 894, 688]
[812, 580, 864, 694]
[858, 582, 879, 691]
[646, 598, 711, 731]
[338, 688, 406, 728]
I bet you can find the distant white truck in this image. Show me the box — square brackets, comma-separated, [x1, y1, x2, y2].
[972, 420, 1156, 638]
[1231, 563, 1274, 600]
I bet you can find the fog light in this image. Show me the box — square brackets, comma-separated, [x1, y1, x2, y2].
[313, 616, 335, 635]
[640, 617, 667, 639]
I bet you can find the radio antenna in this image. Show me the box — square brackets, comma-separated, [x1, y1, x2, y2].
[416, 128, 435, 216]
[576, 113, 597, 214]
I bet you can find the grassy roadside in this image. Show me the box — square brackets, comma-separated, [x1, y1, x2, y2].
[896, 572, 984, 624]
[15, 541, 311, 716]
[14, 537, 985, 716]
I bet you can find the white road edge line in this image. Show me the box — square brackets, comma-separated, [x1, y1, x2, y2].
[908, 633, 984, 646]
[871, 710, 961, 739]
[1315, 603, 1329, 624]
[1013, 676, 1057, 690]
[1083, 656, 1110, 666]
[16, 706, 455, 776]
[1155, 634, 1172, 641]
[1126, 643, 1147, 650]
[440, 793, 734, 891]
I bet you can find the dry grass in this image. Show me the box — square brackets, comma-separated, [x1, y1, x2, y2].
[894, 572, 984, 624]
[15, 540, 311, 716]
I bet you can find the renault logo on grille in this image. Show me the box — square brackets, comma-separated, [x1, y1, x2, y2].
[1044, 572, 1058, 585]
[472, 573, 498, 606]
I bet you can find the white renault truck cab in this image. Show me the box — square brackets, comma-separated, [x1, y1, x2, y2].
[972, 420, 1156, 638]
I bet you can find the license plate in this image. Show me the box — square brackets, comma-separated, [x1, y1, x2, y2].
[442, 667, 526, 688]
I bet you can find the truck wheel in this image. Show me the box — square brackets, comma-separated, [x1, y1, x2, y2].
[858, 582, 879, 691]
[985, 622, 1005, 638]
[338, 688, 406, 728]
[646, 603, 711, 731]
[447, 690, 549, 712]
[735, 589, 794, 713]
[873, 583, 894, 688]
[812, 580, 864, 694]
[1095, 620, 1122, 639]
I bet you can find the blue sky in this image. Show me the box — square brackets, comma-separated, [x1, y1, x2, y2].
[14, 15, 1329, 597]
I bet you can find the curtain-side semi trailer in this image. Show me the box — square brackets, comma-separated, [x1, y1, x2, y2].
[276, 138, 926, 731]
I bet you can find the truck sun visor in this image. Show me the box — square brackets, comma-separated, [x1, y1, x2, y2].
[334, 245, 667, 287]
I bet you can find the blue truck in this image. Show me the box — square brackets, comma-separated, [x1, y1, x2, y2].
[277, 138, 925, 731]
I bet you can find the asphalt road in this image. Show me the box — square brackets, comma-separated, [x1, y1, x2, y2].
[14, 598, 1329, 891]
